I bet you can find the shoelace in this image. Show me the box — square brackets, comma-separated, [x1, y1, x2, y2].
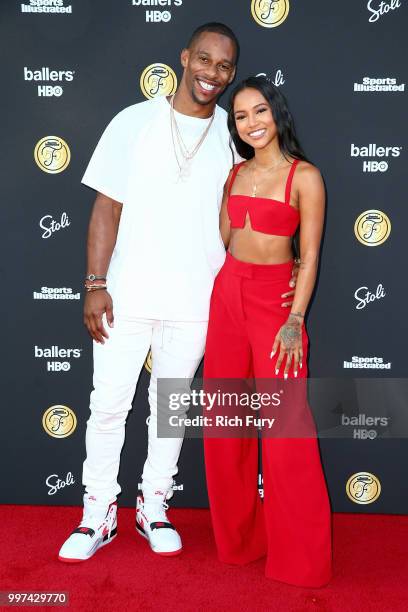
[80, 504, 116, 539]
[144, 500, 170, 523]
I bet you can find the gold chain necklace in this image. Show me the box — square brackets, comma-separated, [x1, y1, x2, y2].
[169, 94, 215, 181]
[251, 154, 285, 197]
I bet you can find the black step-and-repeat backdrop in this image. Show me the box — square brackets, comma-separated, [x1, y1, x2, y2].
[1, 0, 407, 513]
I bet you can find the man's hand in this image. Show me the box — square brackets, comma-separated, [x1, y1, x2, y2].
[281, 260, 300, 307]
[84, 290, 114, 344]
[83, 192, 122, 343]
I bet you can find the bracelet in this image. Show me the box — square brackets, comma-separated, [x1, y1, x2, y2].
[85, 274, 107, 281]
[84, 284, 107, 292]
[289, 311, 304, 319]
[85, 286, 107, 293]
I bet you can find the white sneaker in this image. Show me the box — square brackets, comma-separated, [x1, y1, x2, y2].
[136, 493, 182, 556]
[58, 496, 117, 563]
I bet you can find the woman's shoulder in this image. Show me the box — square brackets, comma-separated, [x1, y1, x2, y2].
[224, 160, 249, 194]
[293, 159, 323, 189]
[229, 160, 250, 177]
[293, 159, 321, 176]
[234, 159, 252, 176]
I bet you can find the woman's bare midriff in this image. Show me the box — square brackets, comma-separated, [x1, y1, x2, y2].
[228, 217, 293, 265]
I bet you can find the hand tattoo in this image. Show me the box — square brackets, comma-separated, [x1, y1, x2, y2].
[280, 317, 302, 349]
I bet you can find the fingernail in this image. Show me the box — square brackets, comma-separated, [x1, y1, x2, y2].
[294, 371, 298, 378]
[284, 373, 288, 380]
[289, 281, 295, 287]
[270, 350, 275, 357]
[300, 362, 303, 369]
[275, 369, 279, 375]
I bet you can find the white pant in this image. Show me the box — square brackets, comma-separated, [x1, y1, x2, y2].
[82, 316, 208, 504]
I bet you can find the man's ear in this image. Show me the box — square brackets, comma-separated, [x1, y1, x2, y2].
[180, 48, 189, 69]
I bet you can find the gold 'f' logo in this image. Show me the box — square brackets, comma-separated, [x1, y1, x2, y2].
[42, 405, 77, 438]
[354, 210, 391, 246]
[346, 472, 381, 504]
[34, 136, 71, 174]
[140, 63, 177, 99]
[251, 0, 290, 28]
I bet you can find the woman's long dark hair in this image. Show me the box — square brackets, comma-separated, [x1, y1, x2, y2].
[227, 76, 308, 259]
[227, 76, 309, 163]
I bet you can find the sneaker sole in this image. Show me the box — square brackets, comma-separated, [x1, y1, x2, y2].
[58, 532, 117, 563]
[135, 524, 182, 557]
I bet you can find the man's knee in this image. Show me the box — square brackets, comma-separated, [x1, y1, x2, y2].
[88, 388, 132, 429]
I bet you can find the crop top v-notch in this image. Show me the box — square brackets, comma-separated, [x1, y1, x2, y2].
[227, 159, 300, 237]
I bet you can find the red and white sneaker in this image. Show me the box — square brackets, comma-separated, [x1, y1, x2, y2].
[136, 493, 182, 556]
[58, 496, 117, 563]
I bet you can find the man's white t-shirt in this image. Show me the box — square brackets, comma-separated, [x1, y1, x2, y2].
[82, 96, 237, 321]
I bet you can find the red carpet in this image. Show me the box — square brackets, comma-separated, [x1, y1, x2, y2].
[1, 506, 407, 612]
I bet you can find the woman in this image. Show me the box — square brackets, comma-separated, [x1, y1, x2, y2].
[203, 76, 332, 587]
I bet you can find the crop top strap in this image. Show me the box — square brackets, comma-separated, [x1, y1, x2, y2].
[227, 161, 245, 198]
[284, 159, 299, 205]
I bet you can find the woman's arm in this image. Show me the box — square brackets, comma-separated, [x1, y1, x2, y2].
[272, 163, 325, 377]
[219, 169, 234, 248]
[288, 164, 325, 318]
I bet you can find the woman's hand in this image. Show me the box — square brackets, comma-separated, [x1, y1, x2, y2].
[270, 313, 303, 378]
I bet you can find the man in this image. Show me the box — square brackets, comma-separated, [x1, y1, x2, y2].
[58, 22, 296, 563]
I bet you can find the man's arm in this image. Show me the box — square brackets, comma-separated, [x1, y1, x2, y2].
[84, 192, 122, 344]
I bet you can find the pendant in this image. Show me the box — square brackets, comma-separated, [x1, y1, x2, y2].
[177, 160, 191, 182]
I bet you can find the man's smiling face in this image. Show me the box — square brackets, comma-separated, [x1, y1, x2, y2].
[181, 31, 237, 107]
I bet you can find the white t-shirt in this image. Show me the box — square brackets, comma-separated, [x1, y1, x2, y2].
[82, 96, 237, 321]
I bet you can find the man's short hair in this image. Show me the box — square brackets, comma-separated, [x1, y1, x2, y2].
[187, 22, 240, 65]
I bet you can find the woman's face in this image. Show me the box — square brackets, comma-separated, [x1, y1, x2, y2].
[233, 87, 278, 150]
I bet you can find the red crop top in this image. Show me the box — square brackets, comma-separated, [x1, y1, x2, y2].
[227, 159, 300, 236]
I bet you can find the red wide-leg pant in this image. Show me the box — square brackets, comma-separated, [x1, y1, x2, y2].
[203, 252, 332, 587]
